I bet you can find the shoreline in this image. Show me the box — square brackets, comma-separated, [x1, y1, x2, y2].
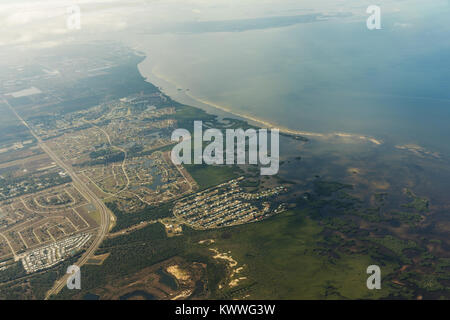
[142, 62, 383, 146]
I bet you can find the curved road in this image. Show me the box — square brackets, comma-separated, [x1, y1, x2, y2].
[4, 99, 112, 299]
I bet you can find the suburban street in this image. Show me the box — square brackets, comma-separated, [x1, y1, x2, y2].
[4, 99, 112, 299]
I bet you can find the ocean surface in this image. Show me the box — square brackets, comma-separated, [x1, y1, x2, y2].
[123, 0, 450, 155]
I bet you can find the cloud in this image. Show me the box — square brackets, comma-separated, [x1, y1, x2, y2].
[0, 0, 134, 48]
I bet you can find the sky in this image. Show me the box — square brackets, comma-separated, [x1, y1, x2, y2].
[2, 0, 445, 50]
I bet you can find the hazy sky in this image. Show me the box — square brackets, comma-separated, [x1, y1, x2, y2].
[1, 0, 442, 50]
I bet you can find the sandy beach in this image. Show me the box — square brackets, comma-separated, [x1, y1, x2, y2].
[148, 65, 383, 146]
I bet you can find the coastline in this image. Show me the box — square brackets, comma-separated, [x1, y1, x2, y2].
[143, 63, 383, 146]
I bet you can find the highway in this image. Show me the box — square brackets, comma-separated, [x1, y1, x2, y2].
[4, 99, 112, 299]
